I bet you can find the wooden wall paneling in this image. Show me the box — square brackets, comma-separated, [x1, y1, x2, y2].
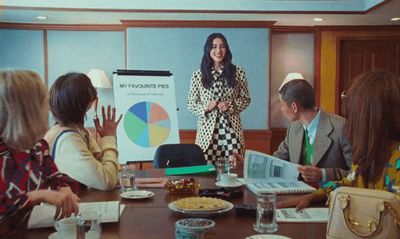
[269, 128, 287, 154]
[179, 130, 197, 144]
[337, 37, 400, 114]
[0, 23, 125, 31]
[121, 20, 276, 28]
[180, 130, 272, 154]
[319, 29, 400, 114]
[314, 30, 321, 106]
[243, 130, 272, 154]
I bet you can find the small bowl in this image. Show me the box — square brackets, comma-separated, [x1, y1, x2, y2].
[175, 218, 215, 239]
[165, 178, 200, 195]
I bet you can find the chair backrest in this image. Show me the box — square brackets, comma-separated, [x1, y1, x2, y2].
[153, 144, 206, 168]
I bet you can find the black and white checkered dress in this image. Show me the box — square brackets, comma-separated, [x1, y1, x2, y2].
[205, 69, 242, 162]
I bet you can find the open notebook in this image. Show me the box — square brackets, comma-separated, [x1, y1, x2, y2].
[239, 150, 316, 194]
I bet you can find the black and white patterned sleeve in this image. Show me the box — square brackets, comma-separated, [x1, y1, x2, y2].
[228, 66, 251, 115]
[187, 70, 208, 117]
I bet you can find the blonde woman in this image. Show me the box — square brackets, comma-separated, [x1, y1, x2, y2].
[0, 70, 80, 236]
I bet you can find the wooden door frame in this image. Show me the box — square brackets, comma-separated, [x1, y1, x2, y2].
[335, 35, 400, 113]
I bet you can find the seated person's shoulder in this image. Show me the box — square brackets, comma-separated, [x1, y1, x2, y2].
[289, 120, 303, 128]
[326, 112, 345, 126]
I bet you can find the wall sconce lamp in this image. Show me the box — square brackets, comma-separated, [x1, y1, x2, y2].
[86, 69, 112, 139]
[278, 72, 304, 91]
[87, 69, 112, 89]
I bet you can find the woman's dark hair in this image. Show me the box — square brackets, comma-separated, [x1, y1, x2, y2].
[344, 70, 400, 187]
[279, 79, 316, 109]
[50, 72, 97, 126]
[200, 33, 236, 89]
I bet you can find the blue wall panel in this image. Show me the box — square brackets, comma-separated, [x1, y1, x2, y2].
[127, 28, 269, 130]
[0, 29, 45, 79]
[47, 31, 125, 127]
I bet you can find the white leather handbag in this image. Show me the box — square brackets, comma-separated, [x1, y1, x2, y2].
[326, 186, 400, 239]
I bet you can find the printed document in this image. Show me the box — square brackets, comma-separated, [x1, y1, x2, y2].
[240, 150, 316, 194]
[276, 208, 329, 222]
[28, 201, 124, 229]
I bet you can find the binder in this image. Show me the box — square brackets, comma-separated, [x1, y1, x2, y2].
[165, 164, 216, 176]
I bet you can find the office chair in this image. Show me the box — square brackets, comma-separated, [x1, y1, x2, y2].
[153, 144, 207, 168]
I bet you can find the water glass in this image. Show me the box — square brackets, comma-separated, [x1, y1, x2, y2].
[77, 211, 101, 239]
[216, 156, 230, 181]
[229, 155, 237, 169]
[54, 217, 79, 239]
[119, 164, 137, 192]
[253, 192, 278, 233]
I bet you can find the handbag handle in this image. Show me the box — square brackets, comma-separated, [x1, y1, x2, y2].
[338, 194, 384, 237]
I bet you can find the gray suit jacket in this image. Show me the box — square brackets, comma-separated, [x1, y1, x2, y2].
[273, 110, 352, 181]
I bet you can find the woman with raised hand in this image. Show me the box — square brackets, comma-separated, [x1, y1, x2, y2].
[278, 70, 400, 210]
[0, 70, 80, 236]
[45, 72, 122, 191]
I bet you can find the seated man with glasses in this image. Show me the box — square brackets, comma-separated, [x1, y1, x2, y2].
[236, 79, 352, 184]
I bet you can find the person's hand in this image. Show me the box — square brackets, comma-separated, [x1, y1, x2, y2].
[217, 101, 230, 112]
[94, 105, 122, 137]
[294, 194, 314, 211]
[27, 187, 80, 219]
[276, 194, 314, 211]
[205, 101, 218, 113]
[297, 165, 322, 183]
[232, 151, 244, 166]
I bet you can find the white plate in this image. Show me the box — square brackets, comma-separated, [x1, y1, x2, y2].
[215, 181, 243, 188]
[120, 190, 154, 199]
[168, 201, 233, 216]
[246, 235, 292, 239]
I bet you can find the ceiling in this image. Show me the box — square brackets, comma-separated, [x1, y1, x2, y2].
[0, 0, 399, 26]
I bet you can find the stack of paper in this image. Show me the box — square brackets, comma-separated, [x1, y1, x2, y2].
[136, 177, 168, 188]
[28, 201, 125, 229]
[276, 208, 329, 222]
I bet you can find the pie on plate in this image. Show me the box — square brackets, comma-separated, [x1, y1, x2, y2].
[173, 197, 229, 211]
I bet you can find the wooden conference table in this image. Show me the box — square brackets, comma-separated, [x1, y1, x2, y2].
[11, 169, 327, 239]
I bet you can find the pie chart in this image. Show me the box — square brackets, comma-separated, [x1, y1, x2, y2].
[123, 101, 171, 147]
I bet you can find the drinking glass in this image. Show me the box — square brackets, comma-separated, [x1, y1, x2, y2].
[216, 156, 230, 181]
[253, 192, 278, 233]
[54, 217, 79, 239]
[229, 155, 237, 169]
[77, 211, 101, 239]
[119, 164, 137, 192]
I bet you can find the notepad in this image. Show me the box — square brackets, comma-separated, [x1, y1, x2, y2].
[165, 164, 215, 176]
[27, 201, 125, 229]
[136, 177, 168, 188]
[276, 208, 329, 222]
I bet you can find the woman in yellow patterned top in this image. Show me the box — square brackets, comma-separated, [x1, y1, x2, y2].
[278, 70, 400, 210]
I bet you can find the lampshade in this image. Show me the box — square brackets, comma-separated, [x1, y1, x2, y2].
[87, 69, 112, 88]
[278, 72, 304, 91]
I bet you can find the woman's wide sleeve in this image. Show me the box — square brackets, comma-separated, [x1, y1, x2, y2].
[187, 70, 208, 118]
[227, 67, 251, 116]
